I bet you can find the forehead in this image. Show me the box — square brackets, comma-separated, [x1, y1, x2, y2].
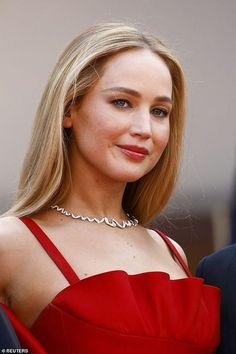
[97, 48, 172, 93]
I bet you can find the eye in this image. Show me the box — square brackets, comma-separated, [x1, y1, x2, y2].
[111, 99, 130, 108]
[151, 107, 169, 118]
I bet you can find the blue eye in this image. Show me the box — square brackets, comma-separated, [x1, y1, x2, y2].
[112, 99, 129, 108]
[152, 107, 169, 117]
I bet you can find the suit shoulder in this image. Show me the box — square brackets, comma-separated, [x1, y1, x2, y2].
[204, 244, 236, 265]
[197, 244, 236, 286]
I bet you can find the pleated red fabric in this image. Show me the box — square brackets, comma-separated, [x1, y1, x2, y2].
[8, 217, 221, 353]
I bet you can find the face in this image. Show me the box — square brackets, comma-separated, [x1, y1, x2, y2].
[64, 48, 172, 184]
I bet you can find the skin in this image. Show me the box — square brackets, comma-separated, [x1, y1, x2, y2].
[0, 48, 187, 329]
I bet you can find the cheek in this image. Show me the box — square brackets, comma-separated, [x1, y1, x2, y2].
[81, 106, 120, 137]
[153, 124, 170, 153]
[73, 120, 114, 154]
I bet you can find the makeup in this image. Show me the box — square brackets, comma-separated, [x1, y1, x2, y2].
[117, 145, 149, 161]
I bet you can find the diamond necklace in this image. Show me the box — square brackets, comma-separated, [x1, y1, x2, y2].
[51, 205, 139, 229]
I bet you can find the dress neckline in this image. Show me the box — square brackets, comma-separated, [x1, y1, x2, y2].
[29, 269, 209, 331]
[20, 216, 192, 285]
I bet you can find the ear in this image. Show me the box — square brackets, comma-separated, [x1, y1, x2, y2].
[63, 112, 72, 128]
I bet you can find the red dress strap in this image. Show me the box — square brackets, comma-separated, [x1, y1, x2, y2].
[20, 216, 80, 285]
[151, 228, 192, 277]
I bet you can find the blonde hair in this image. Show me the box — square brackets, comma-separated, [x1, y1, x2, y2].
[6, 22, 185, 224]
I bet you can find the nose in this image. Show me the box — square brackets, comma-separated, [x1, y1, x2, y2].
[129, 109, 152, 139]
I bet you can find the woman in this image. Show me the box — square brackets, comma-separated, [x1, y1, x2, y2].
[0, 23, 220, 353]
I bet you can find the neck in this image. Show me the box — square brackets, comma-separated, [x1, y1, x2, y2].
[61, 165, 127, 220]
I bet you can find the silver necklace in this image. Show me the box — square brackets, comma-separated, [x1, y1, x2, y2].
[51, 205, 138, 229]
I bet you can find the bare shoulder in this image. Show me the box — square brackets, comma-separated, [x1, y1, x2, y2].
[0, 216, 28, 303]
[166, 236, 188, 265]
[0, 215, 31, 267]
[0, 216, 27, 248]
[146, 228, 188, 265]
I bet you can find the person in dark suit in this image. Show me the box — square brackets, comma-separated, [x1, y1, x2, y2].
[197, 244, 236, 354]
[0, 305, 21, 349]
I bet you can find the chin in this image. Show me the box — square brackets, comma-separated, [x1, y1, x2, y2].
[107, 163, 154, 183]
[114, 171, 148, 183]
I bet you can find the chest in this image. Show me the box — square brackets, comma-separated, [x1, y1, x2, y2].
[7, 226, 185, 328]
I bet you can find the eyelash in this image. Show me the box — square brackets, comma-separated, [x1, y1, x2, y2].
[111, 99, 169, 118]
[111, 99, 129, 108]
[151, 107, 169, 118]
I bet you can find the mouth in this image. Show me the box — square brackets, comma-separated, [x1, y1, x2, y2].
[116, 145, 149, 161]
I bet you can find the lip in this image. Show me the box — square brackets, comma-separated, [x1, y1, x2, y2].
[116, 145, 149, 161]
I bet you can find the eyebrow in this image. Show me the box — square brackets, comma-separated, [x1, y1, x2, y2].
[102, 87, 173, 105]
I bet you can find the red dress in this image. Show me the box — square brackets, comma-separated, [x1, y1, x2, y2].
[2, 217, 220, 353]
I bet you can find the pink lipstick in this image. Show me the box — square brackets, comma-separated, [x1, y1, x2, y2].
[117, 145, 149, 161]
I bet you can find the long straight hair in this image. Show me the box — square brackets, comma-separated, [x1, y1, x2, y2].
[6, 23, 185, 224]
